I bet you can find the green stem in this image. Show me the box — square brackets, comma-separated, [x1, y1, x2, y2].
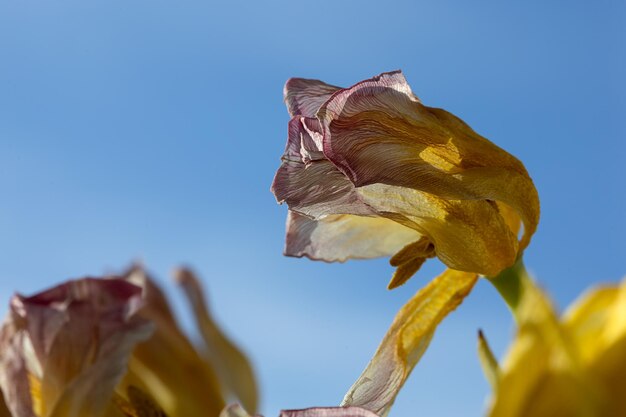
[486, 257, 528, 322]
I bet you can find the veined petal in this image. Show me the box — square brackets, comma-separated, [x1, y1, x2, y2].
[341, 269, 478, 416]
[280, 407, 381, 417]
[122, 268, 225, 417]
[356, 184, 518, 276]
[318, 70, 539, 267]
[175, 268, 258, 415]
[284, 211, 422, 263]
[0, 279, 153, 417]
[272, 117, 373, 219]
[284, 78, 341, 118]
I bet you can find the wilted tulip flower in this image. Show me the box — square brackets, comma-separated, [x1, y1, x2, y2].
[482, 275, 626, 417]
[272, 71, 539, 287]
[0, 267, 258, 417]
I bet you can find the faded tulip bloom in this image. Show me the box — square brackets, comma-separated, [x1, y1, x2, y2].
[0, 267, 258, 417]
[272, 71, 539, 287]
[483, 274, 626, 417]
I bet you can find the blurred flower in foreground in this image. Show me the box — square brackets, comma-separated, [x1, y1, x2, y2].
[0, 267, 258, 417]
[272, 70, 539, 287]
[481, 274, 626, 417]
[221, 404, 380, 417]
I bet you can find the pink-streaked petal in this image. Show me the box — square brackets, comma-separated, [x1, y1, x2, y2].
[285, 211, 421, 263]
[175, 268, 259, 414]
[271, 117, 373, 219]
[0, 278, 153, 417]
[341, 269, 478, 416]
[317, 70, 538, 256]
[284, 78, 341, 117]
[280, 407, 380, 417]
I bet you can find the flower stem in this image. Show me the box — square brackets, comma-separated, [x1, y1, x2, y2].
[486, 257, 528, 322]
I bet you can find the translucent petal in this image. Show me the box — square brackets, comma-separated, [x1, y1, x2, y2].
[341, 269, 478, 416]
[284, 211, 421, 263]
[175, 268, 258, 414]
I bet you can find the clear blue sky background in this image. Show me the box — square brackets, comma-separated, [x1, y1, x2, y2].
[1, 1, 624, 416]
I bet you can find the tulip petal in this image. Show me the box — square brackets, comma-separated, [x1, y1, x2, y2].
[0, 278, 153, 417]
[280, 407, 380, 417]
[318, 70, 539, 269]
[284, 78, 341, 118]
[122, 268, 226, 417]
[175, 268, 258, 414]
[285, 211, 422, 263]
[341, 269, 478, 416]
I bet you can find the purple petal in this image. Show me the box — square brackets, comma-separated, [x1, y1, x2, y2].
[284, 78, 341, 117]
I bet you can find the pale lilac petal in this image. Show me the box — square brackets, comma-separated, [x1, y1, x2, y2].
[280, 407, 380, 417]
[284, 78, 341, 117]
[271, 117, 373, 219]
[0, 278, 153, 417]
[285, 211, 421, 262]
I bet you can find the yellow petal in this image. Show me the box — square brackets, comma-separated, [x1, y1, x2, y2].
[477, 330, 500, 391]
[124, 268, 226, 417]
[175, 268, 259, 415]
[563, 278, 626, 416]
[357, 184, 518, 276]
[488, 275, 600, 417]
[341, 269, 478, 416]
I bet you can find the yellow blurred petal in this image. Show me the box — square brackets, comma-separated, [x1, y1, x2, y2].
[564, 277, 626, 363]
[124, 268, 226, 417]
[477, 330, 500, 391]
[489, 274, 601, 417]
[219, 404, 253, 417]
[175, 268, 259, 415]
[341, 269, 478, 416]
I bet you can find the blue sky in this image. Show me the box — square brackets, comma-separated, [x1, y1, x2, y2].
[0, 1, 624, 416]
